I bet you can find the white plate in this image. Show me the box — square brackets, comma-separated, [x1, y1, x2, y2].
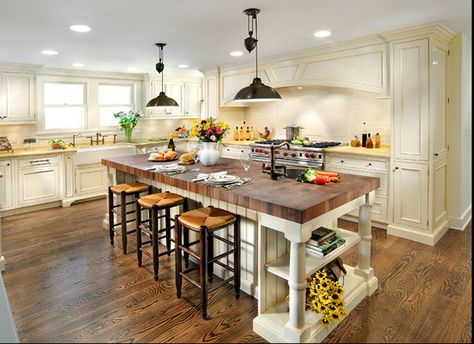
[206, 174, 240, 185]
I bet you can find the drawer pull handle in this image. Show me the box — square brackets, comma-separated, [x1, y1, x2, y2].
[368, 163, 372, 166]
[340, 160, 344, 163]
[434, 153, 439, 156]
[30, 159, 50, 164]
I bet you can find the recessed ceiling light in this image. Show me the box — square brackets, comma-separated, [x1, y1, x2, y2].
[314, 30, 332, 38]
[72, 63, 84, 68]
[41, 49, 58, 56]
[230, 51, 244, 57]
[70, 25, 91, 32]
[178, 64, 189, 68]
[127, 67, 137, 72]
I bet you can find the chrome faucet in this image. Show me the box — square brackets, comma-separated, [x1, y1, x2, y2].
[269, 141, 289, 180]
[69, 133, 82, 147]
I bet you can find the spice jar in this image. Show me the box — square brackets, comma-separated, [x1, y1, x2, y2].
[375, 133, 381, 148]
[365, 133, 373, 149]
[351, 135, 361, 147]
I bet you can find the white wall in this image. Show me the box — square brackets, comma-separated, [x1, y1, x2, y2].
[222, 86, 391, 143]
[447, 33, 472, 230]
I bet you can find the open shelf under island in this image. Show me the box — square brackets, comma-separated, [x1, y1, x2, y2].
[102, 154, 379, 343]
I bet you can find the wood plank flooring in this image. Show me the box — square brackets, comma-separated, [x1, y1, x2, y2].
[1, 199, 471, 343]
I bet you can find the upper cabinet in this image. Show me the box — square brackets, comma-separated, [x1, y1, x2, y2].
[145, 77, 202, 119]
[0, 72, 36, 123]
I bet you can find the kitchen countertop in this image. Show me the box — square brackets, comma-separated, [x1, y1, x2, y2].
[324, 145, 391, 158]
[102, 154, 379, 224]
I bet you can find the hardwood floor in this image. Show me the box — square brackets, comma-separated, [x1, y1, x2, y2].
[1, 199, 471, 343]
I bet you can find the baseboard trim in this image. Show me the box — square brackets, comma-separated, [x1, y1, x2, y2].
[449, 205, 472, 231]
[387, 219, 450, 246]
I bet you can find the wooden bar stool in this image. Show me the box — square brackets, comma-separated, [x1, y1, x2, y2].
[135, 191, 185, 281]
[108, 182, 151, 254]
[174, 206, 240, 319]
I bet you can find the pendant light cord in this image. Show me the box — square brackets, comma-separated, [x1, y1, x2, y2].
[160, 46, 164, 92]
[254, 13, 258, 78]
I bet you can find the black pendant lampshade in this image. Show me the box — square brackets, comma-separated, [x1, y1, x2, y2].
[146, 43, 179, 108]
[233, 8, 282, 103]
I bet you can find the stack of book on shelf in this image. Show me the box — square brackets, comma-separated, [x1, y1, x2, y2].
[305, 227, 346, 257]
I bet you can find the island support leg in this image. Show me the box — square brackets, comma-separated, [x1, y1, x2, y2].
[287, 241, 306, 329]
[354, 193, 377, 295]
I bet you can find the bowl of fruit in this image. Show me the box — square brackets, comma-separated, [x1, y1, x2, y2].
[48, 139, 67, 150]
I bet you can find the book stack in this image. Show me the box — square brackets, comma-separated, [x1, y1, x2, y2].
[305, 227, 346, 257]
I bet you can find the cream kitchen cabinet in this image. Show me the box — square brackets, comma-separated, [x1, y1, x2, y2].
[0, 72, 35, 123]
[182, 82, 202, 118]
[0, 160, 13, 211]
[388, 31, 450, 245]
[221, 145, 251, 159]
[17, 155, 61, 207]
[202, 69, 219, 117]
[325, 153, 389, 224]
[75, 165, 108, 198]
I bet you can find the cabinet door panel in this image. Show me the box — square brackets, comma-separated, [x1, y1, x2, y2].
[392, 162, 428, 230]
[2, 73, 34, 121]
[0, 160, 13, 210]
[75, 166, 107, 195]
[185, 83, 202, 117]
[18, 167, 60, 206]
[393, 39, 429, 161]
[431, 45, 448, 159]
[433, 160, 447, 225]
[165, 83, 183, 115]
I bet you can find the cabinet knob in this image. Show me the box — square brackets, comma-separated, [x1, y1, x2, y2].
[7, 163, 10, 166]
[434, 153, 439, 156]
[340, 160, 344, 163]
[394, 166, 399, 171]
[368, 163, 372, 166]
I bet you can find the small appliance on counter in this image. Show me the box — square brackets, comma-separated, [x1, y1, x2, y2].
[284, 125, 304, 141]
[0, 137, 13, 152]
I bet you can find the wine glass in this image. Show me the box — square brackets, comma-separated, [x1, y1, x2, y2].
[191, 145, 201, 172]
[240, 151, 252, 181]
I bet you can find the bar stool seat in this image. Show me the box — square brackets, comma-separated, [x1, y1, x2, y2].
[178, 207, 236, 230]
[136, 192, 185, 281]
[138, 192, 185, 209]
[175, 206, 240, 319]
[108, 182, 152, 254]
[110, 182, 150, 194]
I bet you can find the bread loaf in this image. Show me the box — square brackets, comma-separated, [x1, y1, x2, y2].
[164, 151, 177, 160]
[180, 152, 194, 162]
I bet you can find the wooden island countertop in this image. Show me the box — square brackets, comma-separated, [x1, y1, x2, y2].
[102, 154, 379, 224]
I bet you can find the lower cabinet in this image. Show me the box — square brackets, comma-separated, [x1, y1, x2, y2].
[0, 160, 13, 211]
[75, 164, 108, 198]
[221, 145, 251, 159]
[17, 156, 61, 207]
[325, 153, 390, 224]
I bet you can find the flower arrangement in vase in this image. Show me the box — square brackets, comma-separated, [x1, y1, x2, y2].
[113, 110, 143, 142]
[190, 117, 230, 166]
[305, 261, 347, 327]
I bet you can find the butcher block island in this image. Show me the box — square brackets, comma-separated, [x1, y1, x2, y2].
[102, 154, 379, 343]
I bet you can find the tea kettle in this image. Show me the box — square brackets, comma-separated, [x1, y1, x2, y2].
[284, 125, 304, 141]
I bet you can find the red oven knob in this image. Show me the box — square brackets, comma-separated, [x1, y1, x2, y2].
[305, 153, 310, 158]
[274, 150, 280, 154]
[310, 154, 316, 158]
[264, 150, 269, 154]
[291, 153, 297, 157]
[283, 152, 289, 157]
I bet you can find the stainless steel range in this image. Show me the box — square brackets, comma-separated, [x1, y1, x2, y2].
[250, 139, 342, 169]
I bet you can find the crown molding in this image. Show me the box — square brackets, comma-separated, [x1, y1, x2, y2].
[36, 67, 145, 81]
[0, 62, 43, 73]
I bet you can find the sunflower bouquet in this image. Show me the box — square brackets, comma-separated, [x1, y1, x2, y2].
[191, 117, 230, 143]
[305, 266, 347, 327]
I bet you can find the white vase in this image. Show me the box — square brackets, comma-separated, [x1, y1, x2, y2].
[199, 142, 221, 166]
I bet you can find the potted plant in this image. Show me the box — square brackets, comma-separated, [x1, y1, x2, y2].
[190, 117, 230, 166]
[113, 110, 143, 143]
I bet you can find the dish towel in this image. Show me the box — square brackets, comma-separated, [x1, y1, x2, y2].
[191, 171, 227, 182]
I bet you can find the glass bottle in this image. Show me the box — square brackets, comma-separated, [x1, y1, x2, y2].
[365, 133, 373, 149]
[246, 126, 250, 140]
[250, 126, 254, 141]
[362, 122, 368, 147]
[168, 133, 175, 151]
[235, 126, 240, 141]
[375, 133, 381, 148]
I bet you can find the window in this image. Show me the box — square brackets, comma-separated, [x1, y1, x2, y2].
[99, 84, 133, 127]
[43, 82, 85, 129]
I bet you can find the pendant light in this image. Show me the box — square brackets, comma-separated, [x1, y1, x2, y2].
[146, 43, 179, 108]
[233, 8, 282, 103]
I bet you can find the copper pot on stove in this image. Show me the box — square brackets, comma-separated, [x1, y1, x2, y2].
[284, 125, 304, 141]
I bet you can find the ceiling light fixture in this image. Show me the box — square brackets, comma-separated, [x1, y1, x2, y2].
[230, 51, 244, 57]
[177, 64, 189, 68]
[72, 63, 84, 68]
[41, 49, 58, 55]
[146, 43, 179, 108]
[313, 30, 332, 38]
[70, 25, 91, 32]
[233, 8, 281, 103]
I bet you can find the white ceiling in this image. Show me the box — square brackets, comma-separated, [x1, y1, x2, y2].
[0, 0, 471, 74]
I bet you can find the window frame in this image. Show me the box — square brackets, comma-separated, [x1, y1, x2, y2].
[42, 81, 87, 131]
[98, 82, 136, 129]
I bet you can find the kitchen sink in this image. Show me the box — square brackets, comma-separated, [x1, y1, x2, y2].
[76, 145, 136, 166]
